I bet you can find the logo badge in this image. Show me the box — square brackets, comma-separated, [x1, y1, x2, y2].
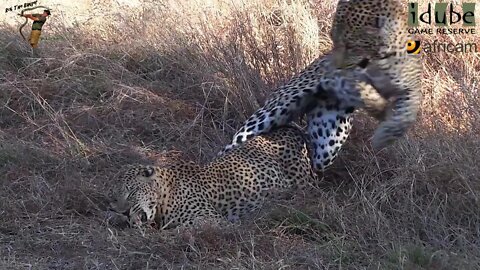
[406, 40, 421, 54]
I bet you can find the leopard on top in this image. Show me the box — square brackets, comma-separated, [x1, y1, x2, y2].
[220, 0, 422, 171]
[331, 0, 423, 150]
[108, 126, 316, 229]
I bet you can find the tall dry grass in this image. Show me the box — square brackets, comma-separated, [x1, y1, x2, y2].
[0, 0, 479, 269]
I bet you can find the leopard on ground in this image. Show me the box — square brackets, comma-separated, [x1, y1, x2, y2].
[220, 0, 422, 171]
[108, 126, 317, 229]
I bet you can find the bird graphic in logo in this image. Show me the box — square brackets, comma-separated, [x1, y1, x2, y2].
[406, 40, 421, 54]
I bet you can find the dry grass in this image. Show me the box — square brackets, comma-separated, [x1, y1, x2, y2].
[1, 0, 479, 269]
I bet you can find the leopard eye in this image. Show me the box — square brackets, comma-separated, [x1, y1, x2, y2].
[357, 59, 369, 68]
[142, 166, 155, 177]
[374, 17, 386, 28]
[140, 212, 148, 222]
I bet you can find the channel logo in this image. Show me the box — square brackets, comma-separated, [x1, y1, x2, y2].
[406, 40, 421, 54]
[408, 2, 476, 27]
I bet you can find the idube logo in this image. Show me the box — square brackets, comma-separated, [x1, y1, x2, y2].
[408, 2, 476, 35]
[407, 2, 478, 54]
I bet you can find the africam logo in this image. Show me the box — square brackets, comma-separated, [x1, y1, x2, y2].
[406, 40, 478, 54]
[406, 40, 421, 54]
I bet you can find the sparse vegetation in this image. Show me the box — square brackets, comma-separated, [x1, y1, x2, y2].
[0, 0, 479, 269]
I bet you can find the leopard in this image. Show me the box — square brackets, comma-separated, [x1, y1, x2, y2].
[220, 0, 422, 171]
[108, 126, 317, 229]
[330, 0, 423, 150]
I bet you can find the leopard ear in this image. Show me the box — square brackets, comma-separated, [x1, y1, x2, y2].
[141, 166, 155, 177]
